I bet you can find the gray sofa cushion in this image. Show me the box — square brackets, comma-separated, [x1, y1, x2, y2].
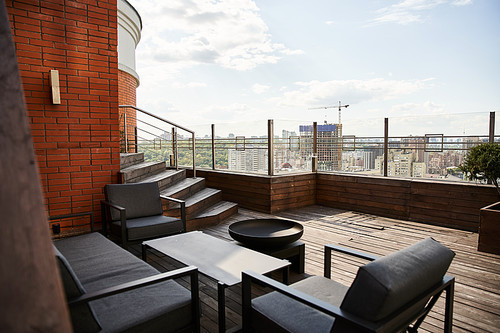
[339, 237, 455, 323]
[105, 182, 162, 221]
[110, 215, 184, 241]
[54, 233, 193, 333]
[251, 276, 349, 333]
[53, 246, 102, 333]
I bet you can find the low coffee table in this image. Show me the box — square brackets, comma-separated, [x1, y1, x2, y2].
[142, 231, 290, 333]
[235, 240, 305, 273]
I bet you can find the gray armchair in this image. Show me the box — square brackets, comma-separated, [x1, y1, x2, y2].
[242, 237, 455, 333]
[101, 182, 186, 249]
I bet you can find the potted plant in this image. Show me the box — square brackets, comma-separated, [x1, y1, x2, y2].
[460, 142, 500, 254]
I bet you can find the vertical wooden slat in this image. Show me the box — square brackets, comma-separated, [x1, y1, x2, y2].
[0, 3, 72, 331]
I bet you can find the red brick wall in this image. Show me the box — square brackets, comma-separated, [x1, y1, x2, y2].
[118, 70, 137, 152]
[118, 70, 136, 106]
[6, 0, 120, 236]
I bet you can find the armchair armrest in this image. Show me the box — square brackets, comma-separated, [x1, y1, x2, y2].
[100, 200, 127, 241]
[324, 244, 380, 278]
[69, 265, 198, 304]
[68, 265, 200, 333]
[242, 270, 377, 333]
[160, 195, 187, 231]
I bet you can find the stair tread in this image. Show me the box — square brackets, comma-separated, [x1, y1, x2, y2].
[192, 201, 238, 219]
[160, 177, 205, 197]
[120, 160, 164, 172]
[138, 169, 184, 184]
[120, 153, 144, 169]
[184, 188, 221, 206]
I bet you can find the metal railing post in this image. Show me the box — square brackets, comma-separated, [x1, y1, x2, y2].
[134, 126, 137, 153]
[384, 118, 388, 177]
[211, 124, 215, 170]
[173, 127, 178, 170]
[268, 119, 274, 176]
[124, 113, 128, 153]
[313, 122, 318, 155]
[192, 132, 196, 178]
[313, 122, 318, 172]
[489, 111, 495, 144]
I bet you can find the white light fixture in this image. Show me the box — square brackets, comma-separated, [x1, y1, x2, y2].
[49, 69, 60, 104]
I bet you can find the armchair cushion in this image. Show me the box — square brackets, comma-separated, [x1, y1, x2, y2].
[53, 246, 102, 333]
[110, 215, 184, 241]
[105, 182, 162, 221]
[252, 276, 348, 333]
[340, 237, 455, 322]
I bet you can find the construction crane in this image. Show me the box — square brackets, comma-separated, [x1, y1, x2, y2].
[309, 101, 349, 124]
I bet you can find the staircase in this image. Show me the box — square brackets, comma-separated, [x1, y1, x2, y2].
[119, 153, 238, 230]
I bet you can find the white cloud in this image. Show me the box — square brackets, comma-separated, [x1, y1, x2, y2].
[370, 0, 473, 25]
[132, 0, 300, 72]
[171, 81, 208, 89]
[389, 101, 446, 116]
[251, 83, 270, 94]
[452, 0, 473, 6]
[279, 78, 432, 108]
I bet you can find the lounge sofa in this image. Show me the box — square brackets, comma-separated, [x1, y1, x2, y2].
[54, 232, 200, 333]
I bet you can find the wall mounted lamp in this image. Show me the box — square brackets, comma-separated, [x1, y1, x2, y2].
[49, 69, 61, 104]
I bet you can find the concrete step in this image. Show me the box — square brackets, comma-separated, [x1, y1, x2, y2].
[184, 188, 222, 218]
[137, 169, 186, 190]
[165, 187, 222, 219]
[119, 160, 166, 183]
[120, 153, 144, 169]
[160, 177, 206, 199]
[187, 201, 239, 231]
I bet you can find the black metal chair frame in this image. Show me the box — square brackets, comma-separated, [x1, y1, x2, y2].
[242, 244, 455, 333]
[68, 265, 201, 333]
[101, 194, 186, 249]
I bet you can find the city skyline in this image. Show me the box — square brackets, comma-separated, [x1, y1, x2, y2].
[129, 0, 499, 133]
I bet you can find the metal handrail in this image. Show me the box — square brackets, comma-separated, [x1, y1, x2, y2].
[119, 105, 196, 177]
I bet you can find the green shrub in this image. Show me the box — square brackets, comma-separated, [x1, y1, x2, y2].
[460, 143, 500, 196]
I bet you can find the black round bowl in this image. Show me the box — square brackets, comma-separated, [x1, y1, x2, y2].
[228, 218, 303, 249]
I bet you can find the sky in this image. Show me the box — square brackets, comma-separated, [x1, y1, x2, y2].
[128, 0, 500, 137]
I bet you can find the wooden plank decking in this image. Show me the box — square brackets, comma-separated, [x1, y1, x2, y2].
[132, 205, 500, 333]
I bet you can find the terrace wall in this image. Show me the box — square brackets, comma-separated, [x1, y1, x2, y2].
[191, 170, 316, 214]
[192, 169, 498, 232]
[316, 173, 499, 231]
[6, 0, 120, 236]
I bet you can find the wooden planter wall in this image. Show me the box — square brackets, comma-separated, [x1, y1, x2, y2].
[317, 173, 498, 232]
[189, 170, 315, 214]
[188, 169, 498, 232]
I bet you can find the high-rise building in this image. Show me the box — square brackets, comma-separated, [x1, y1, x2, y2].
[299, 123, 342, 171]
[228, 148, 267, 173]
[412, 162, 427, 178]
[387, 151, 415, 177]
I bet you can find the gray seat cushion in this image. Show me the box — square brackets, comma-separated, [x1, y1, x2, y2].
[111, 215, 184, 241]
[339, 237, 455, 323]
[54, 233, 193, 333]
[105, 182, 163, 221]
[251, 276, 349, 333]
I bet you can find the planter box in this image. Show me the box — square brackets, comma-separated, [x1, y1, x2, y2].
[478, 201, 500, 254]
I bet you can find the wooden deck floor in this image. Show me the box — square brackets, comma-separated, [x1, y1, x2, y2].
[132, 205, 500, 333]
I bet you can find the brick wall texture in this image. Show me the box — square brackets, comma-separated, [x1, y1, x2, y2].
[6, 0, 120, 235]
[118, 70, 137, 152]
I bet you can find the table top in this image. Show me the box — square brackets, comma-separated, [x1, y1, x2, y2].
[144, 231, 290, 286]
